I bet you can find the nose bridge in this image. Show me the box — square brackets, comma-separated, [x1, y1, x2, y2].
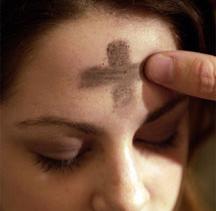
[92, 145, 149, 211]
[110, 146, 141, 193]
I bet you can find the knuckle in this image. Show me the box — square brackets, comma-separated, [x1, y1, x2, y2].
[194, 58, 216, 96]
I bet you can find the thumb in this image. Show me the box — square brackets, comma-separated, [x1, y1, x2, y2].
[145, 51, 216, 101]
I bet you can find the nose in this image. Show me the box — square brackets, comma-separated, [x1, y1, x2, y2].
[92, 146, 150, 211]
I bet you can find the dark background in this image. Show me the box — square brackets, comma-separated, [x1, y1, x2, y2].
[192, 0, 215, 55]
[190, 1, 215, 211]
[191, 136, 216, 211]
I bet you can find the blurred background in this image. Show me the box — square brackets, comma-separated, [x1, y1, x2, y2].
[190, 1, 215, 211]
[190, 136, 216, 211]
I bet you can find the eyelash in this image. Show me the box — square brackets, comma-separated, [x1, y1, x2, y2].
[34, 147, 91, 173]
[34, 131, 178, 173]
[135, 131, 179, 151]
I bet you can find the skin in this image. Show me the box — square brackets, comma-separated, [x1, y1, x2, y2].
[80, 39, 140, 108]
[0, 9, 190, 211]
[145, 51, 216, 100]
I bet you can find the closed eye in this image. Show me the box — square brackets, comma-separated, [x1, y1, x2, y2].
[134, 131, 179, 151]
[33, 145, 92, 173]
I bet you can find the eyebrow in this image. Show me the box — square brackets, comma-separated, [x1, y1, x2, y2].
[16, 96, 187, 135]
[145, 95, 187, 123]
[16, 117, 106, 136]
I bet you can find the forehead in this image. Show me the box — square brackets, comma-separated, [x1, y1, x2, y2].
[28, 11, 177, 73]
[9, 11, 177, 124]
[19, 12, 177, 92]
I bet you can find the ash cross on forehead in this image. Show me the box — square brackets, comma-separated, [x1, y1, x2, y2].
[79, 40, 141, 108]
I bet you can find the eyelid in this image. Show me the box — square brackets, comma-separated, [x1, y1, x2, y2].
[34, 143, 92, 172]
[38, 148, 81, 160]
[139, 131, 179, 151]
[26, 137, 84, 159]
[137, 115, 182, 141]
[145, 100, 188, 125]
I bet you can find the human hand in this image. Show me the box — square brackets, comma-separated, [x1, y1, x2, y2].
[145, 51, 216, 101]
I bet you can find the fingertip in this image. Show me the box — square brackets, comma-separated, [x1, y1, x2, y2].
[145, 54, 174, 84]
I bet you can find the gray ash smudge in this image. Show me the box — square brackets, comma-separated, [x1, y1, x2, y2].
[112, 85, 133, 107]
[107, 40, 130, 67]
[80, 67, 128, 87]
[79, 40, 140, 109]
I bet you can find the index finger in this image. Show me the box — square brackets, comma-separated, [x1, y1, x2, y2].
[145, 51, 216, 101]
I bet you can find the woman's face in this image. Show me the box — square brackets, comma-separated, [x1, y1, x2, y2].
[1, 10, 189, 211]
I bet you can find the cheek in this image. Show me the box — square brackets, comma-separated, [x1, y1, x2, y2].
[151, 158, 188, 209]
[138, 127, 189, 209]
[150, 159, 184, 202]
[139, 151, 186, 210]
